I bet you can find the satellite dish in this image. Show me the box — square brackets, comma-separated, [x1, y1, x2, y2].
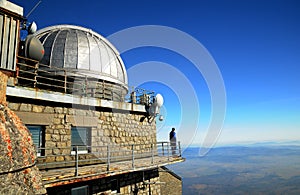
[155, 94, 164, 107]
[148, 93, 164, 116]
[28, 22, 37, 34]
[159, 115, 164, 121]
[24, 35, 44, 61]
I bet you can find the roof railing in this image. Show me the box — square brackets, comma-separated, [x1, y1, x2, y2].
[15, 56, 155, 104]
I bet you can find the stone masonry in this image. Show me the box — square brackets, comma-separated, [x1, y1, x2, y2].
[7, 98, 157, 166]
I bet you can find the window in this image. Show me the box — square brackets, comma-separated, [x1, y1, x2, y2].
[27, 125, 45, 156]
[71, 127, 91, 153]
[71, 185, 88, 195]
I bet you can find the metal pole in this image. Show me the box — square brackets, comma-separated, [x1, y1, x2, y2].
[75, 146, 78, 176]
[131, 144, 135, 169]
[167, 142, 170, 161]
[33, 62, 38, 88]
[162, 142, 164, 156]
[151, 144, 154, 164]
[178, 141, 182, 157]
[64, 70, 67, 93]
[107, 145, 110, 172]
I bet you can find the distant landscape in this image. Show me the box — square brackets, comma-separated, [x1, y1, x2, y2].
[168, 144, 300, 195]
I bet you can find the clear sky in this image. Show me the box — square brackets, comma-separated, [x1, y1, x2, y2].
[12, 0, 300, 148]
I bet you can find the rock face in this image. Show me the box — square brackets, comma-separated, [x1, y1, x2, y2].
[0, 72, 46, 194]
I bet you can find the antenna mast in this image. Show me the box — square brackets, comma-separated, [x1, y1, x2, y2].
[26, 0, 42, 18]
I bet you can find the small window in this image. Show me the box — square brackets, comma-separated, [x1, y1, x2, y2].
[27, 125, 45, 156]
[71, 127, 91, 153]
[71, 185, 88, 195]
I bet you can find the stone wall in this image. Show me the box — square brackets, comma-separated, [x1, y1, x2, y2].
[7, 97, 156, 167]
[159, 166, 182, 195]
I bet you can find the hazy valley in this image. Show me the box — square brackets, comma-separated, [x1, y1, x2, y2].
[168, 145, 300, 194]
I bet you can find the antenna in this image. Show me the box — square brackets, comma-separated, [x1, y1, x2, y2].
[26, 0, 42, 18]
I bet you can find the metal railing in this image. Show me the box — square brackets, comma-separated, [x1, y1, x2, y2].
[15, 56, 155, 104]
[36, 141, 182, 176]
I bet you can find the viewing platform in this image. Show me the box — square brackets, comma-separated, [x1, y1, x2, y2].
[36, 142, 185, 188]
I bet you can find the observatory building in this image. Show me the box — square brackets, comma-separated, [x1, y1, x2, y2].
[0, 1, 184, 195]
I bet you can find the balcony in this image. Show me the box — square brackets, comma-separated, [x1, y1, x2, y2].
[36, 141, 184, 188]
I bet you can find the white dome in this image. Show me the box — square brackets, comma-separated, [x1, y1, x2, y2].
[34, 25, 128, 88]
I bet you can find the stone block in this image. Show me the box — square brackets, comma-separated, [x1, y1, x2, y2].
[19, 103, 32, 112]
[8, 102, 20, 111]
[51, 134, 60, 141]
[53, 130, 59, 134]
[63, 107, 68, 114]
[55, 107, 63, 114]
[46, 128, 53, 134]
[64, 155, 74, 162]
[45, 134, 51, 141]
[44, 106, 54, 113]
[53, 148, 60, 155]
[61, 135, 70, 142]
[57, 142, 67, 148]
[56, 125, 65, 129]
[52, 118, 61, 125]
[57, 114, 64, 119]
[45, 142, 56, 148]
[55, 156, 65, 162]
[32, 105, 44, 113]
[61, 149, 69, 155]
[60, 129, 67, 135]
[45, 156, 56, 163]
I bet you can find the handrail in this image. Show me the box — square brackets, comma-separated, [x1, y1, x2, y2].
[15, 56, 155, 104]
[35, 141, 182, 176]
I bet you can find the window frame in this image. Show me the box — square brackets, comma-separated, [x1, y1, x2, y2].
[26, 125, 45, 156]
[71, 126, 91, 154]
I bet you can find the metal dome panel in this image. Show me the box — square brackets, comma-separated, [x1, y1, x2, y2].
[34, 25, 128, 88]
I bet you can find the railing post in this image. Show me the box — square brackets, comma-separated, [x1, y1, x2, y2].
[167, 142, 170, 161]
[178, 141, 182, 157]
[131, 144, 135, 169]
[75, 146, 78, 176]
[151, 144, 154, 164]
[107, 145, 110, 172]
[162, 142, 164, 156]
[33, 62, 39, 88]
[84, 76, 88, 96]
[64, 70, 67, 93]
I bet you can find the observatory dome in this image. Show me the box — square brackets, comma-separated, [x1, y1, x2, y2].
[34, 25, 128, 90]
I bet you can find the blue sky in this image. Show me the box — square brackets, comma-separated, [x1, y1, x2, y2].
[12, 0, 300, 147]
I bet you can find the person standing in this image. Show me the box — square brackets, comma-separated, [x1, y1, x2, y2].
[169, 128, 177, 155]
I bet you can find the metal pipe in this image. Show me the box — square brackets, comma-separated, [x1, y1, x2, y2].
[151, 144, 154, 164]
[178, 141, 182, 157]
[107, 145, 110, 172]
[131, 144, 135, 169]
[167, 142, 170, 161]
[75, 146, 78, 176]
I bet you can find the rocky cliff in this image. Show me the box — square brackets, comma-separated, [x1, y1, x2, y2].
[0, 72, 46, 194]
